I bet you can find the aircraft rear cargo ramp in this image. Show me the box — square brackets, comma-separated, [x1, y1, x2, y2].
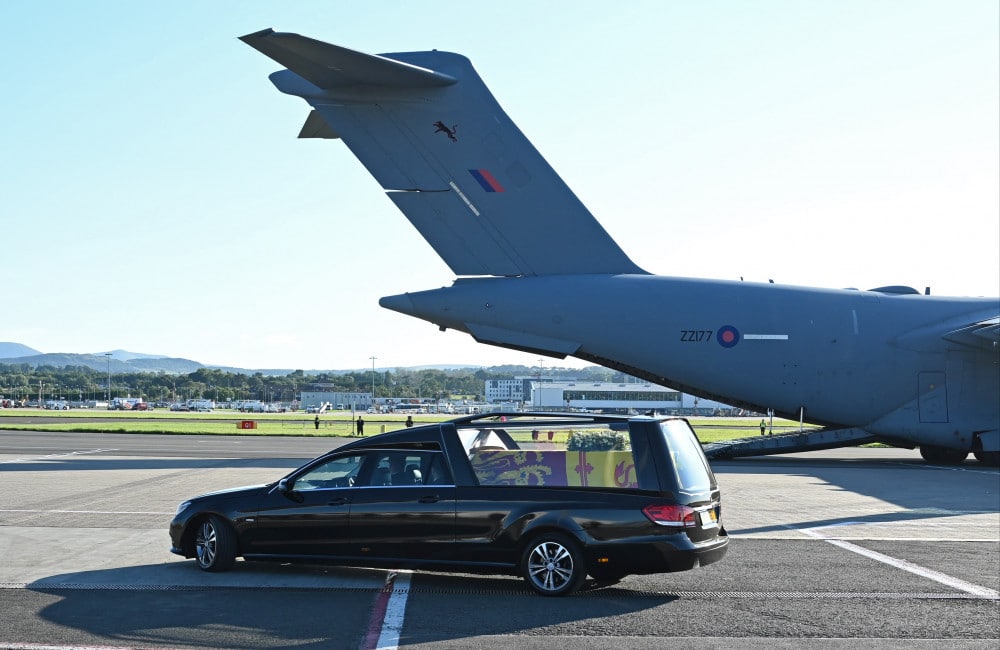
[702, 427, 879, 459]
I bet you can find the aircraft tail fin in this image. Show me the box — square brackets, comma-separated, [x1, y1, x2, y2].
[242, 29, 646, 277]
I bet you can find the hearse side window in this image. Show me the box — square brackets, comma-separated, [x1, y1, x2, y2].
[459, 428, 512, 455]
[423, 453, 453, 486]
[365, 451, 453, 487]
[465, 425, 641, 490]
[294, 453, 365, 490]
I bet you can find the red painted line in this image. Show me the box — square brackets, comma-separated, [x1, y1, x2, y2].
[361, 571, 396, 650]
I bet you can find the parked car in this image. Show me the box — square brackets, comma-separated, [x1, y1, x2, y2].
[169, 412, 727, 596]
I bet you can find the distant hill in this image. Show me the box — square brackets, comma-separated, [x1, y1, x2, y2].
[0, 352, 204, 374]
[0, 350, 469, 376]
[0, 343, 599, 377]
[100, 349, 172, 362]
[0, 342, 41, 359]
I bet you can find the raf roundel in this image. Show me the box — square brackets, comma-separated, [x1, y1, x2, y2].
[717, 325, 740, 348]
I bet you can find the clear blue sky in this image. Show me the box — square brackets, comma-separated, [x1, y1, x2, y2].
[2, 1, 997, 371]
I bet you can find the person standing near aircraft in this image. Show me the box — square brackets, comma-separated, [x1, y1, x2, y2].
[760, 419, 767, 436]
[314, 415, 320, 430]
[356, 416, 364, 436]
[405, 415, 414, 428]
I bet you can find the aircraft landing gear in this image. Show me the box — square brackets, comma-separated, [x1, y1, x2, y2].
[972, 450, 1000, 467]
[919, 445, 968, 465]
[971, 434, 1000, 467]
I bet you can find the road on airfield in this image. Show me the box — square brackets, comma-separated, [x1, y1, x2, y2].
[0, 429, 997, 649]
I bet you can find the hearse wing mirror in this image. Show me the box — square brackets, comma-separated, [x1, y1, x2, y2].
[277, 478, 303, 502]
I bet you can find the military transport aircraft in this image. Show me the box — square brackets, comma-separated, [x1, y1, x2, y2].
[241, 29, 999, 466]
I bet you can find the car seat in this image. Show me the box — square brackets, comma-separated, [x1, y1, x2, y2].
[403, 464, 422, 485]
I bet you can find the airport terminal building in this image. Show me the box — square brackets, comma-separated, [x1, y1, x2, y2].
[484, 377, 561, 404]
[300, 390, 372, 411]
[492, 380, 734, 415]
[299, 380, 733, 415]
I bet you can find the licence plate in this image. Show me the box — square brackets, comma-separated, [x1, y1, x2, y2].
[697, 509, 717, 527]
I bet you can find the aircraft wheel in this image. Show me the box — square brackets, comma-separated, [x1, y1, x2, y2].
[972, 450, 1000, 467]
[919, 445, 968, 465]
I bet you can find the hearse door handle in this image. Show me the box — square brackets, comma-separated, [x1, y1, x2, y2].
[327, 497, 349, 506]
[418, 495, 440, 504]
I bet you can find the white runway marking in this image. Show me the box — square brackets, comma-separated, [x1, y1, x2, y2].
[797, 525, 999, 598]
[377, 572, 410, 649]
[362, 570, 412, 650]
[0, 509, 173, 516]
[0, 449, 118, 463]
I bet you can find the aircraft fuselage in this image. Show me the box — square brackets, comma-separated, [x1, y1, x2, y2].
[382, 275, 999, 451]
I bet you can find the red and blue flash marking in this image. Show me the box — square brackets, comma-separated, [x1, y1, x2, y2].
[468, 169, 505, 193]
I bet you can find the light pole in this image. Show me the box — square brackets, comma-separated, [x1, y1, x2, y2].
[369, 356, 377, 411]
[535, 358, 543, 409]
[104, 353, 112, 404]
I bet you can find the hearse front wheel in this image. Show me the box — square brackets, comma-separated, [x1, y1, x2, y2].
[194, 515, 236, 572]
[521, 533, 586, 596]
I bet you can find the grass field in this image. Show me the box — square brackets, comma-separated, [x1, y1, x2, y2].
[0, 408, 815, 444]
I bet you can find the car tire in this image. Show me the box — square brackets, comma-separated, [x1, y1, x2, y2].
[521, 532, 586, 597]
[194, 515, 237, 572]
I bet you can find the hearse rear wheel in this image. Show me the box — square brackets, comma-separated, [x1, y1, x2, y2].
[521, 533, 586, 597]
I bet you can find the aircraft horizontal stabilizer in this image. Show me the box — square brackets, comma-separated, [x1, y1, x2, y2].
[239, 29, 457, 90]
[298, 110, 339, 139]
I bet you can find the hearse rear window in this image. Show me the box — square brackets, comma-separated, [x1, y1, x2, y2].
[460, 421, 647, 490]
[659, 418, 713, 493]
